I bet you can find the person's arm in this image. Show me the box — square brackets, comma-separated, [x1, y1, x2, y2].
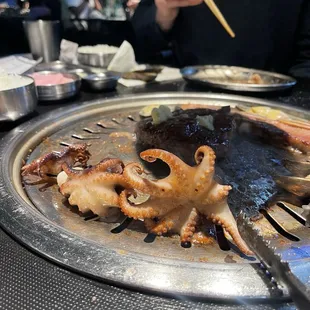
[131, 0, 171, 61]
[131, 0, 201, 62]
[155, 0, 201, 31]
[290, 0, 310, 77]
[94, 0, 102, 11]
[43, 0, 61, 20]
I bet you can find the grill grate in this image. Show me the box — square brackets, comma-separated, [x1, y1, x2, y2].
[1, 93, 309, 302]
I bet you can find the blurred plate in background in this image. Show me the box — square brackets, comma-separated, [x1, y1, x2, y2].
[181, 65, 297, 92]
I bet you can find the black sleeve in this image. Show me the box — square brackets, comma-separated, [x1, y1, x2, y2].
[289, 0, 310, 77]
[44, 0, 61, 20]
[131, 0, 172, 62]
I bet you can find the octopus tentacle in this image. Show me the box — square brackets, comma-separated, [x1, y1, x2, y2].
[144, 216, 175, 235]
[92, 158, 124, 173]
[201, 201, 253, 255]
[90, 174, 129, 189]
[144, 208, 183, 235]
[201, 182, 232, 204]
[144, 207, 199, 244]
[141, 149, 192, 185]
[193, 146, 216, 192]
[123, 162, 173, 196]
[223, 222, 253, 256]
[61, 162, 85, 177]
[119, 191, 175, 219]
[62, 158, 124, 178]
[178, 208, 199, 243]
[62, 159, 127, 186]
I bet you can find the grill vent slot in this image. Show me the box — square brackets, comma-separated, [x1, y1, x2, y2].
[259, 209, 300, 242]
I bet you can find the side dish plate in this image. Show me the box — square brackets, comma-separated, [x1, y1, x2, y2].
[181, 66, 297, 92]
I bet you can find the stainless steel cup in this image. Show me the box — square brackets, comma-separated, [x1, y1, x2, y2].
[23, 20, 61, 63]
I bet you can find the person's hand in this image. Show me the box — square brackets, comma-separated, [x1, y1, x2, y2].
[126, 0, 140, 17]
[94, 0, 103, 11]
[155, 0, 203, 31]
[127, 0, 140, 10]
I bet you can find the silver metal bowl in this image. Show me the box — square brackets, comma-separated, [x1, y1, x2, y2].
[34, 61, 93, 78]
[68, 68, 90, 79]
[0, 75, 37, 121]
[78, 52, 116, 68]
[35, 60, 73, 72]
[82, 72, 120, 91]
[31, 71, 81, 101]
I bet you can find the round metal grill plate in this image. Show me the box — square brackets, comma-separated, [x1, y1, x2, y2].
[0, 93, 308, 302]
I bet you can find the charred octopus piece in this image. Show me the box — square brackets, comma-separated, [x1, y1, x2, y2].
[119, 146, 253, 256]
[21, 143, 91, 179]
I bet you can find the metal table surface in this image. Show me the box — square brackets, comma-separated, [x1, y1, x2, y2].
[0, 79, 309, 310]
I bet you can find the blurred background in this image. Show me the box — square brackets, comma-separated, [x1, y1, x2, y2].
[0, 0, 141, 57]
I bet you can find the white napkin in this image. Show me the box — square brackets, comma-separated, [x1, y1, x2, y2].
[108, 40, 138, 73]
[118, 78, 145, 87]
[59, 39, 79, 64]
[156, 67, 182, 82]
[57, 39, 182, 87]
[0, 55, 40, 74]
[118, 67, 182, 87]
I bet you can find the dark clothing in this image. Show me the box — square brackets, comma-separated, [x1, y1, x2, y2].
[27, 0, 61, 20]
[132, 0, 310, 77]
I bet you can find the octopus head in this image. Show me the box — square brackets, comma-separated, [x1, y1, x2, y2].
[68, 144, 91, 166]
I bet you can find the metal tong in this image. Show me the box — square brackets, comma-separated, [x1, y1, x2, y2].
[274, 157, 310, 199]
[239, 216, 310, 310]
[240, 156, 310, 309]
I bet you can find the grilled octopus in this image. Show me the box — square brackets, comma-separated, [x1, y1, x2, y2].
[21, 143, 91, 179]
[22, 104, 310, 258]
[21, 141, 253, 255]
[119, 146, 253, 255]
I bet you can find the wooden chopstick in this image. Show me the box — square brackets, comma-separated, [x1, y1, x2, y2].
[204, 0, 235, 38]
